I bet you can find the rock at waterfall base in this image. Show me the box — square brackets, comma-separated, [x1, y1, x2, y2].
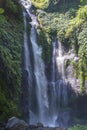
[5, 117, 28, 130]
[5, 117, 67, 130]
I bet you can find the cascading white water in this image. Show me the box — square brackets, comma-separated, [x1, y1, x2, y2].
[49, 39, 57, 126]
[20, 0, 38, 26]
[20, 0, 74, 128]
[22, 10, 33, 124]
[23, 12, 32, 87]
[30, 26, 49, 125]
[56, 40, 65, 79]
[56, 40, 68, 107]
[52, 40, 56, 83]
[50, 38, 68, 127]
[20, 0, 49, 126]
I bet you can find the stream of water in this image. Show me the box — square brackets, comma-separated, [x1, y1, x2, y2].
[20, 0, 74, 128]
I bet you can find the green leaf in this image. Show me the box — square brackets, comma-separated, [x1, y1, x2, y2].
[0, 8, 4, 14]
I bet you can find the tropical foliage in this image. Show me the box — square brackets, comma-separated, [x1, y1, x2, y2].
[0, 0, 23, 121]
[37, 1, 87, 93]
[68, 125, 87, 130]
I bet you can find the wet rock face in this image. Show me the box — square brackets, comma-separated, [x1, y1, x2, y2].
[65, 65, 74, 79]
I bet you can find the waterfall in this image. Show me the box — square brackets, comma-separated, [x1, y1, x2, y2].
[20, 0, 74, 128]
[21, 11, 33, 123]
[49, 38, 57, 126]
[56, 41, 65, 79]
[30, 26, 49, 125]
[56, 40, 68, 107]
[49, 38, 68, 127]
[20, 0, 49, 126]
[23, 11, 32, 89]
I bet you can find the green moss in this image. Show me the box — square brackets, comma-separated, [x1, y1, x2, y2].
[72, 60, 79, 79]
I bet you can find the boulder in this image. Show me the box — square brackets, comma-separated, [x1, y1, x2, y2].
[37, 122, 43, 127]
[5, 117, 28, 130]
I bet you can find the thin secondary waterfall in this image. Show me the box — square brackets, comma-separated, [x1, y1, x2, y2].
[56, 40, 68, 107]
[20, 0, 49, 126]
[49, 38, 68, 127]
[49, 38, 57, 125]
[56, 41, 65, 79]
[23, 12, 32, 88]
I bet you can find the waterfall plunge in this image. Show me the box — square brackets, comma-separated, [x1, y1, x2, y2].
[23, 12, 32, 88]
[49, 38, 68, 127]
[21, 0, 71, 128]
[21, 0, 49, 126]
[30, 26, 49, 125]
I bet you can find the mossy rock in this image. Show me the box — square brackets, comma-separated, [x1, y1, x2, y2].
[0, 8, 4, 14]
[31, 0, 49, 9]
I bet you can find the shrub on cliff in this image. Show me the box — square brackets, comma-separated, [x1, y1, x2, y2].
[31, 0, 49, 9]
[68, 125, 87, 130]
